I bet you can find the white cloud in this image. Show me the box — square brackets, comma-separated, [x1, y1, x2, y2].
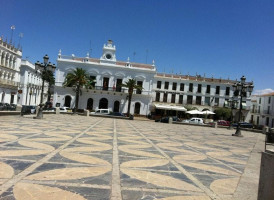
[253, 88, 274, 95]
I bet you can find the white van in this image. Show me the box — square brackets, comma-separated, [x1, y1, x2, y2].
[183, 118, 204, 124]
[91, 109, 110, 115]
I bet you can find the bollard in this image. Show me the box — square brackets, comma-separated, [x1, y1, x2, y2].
[169, 117, 173, 124]
[84, 109, 89, 116]
[56, 107, 60, 114]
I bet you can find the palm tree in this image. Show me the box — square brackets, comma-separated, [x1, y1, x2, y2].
[63, 68, 94, 114]
[121, 79, 143, 117]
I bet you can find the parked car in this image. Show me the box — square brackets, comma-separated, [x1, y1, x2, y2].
[43, 107, 56, 112]
[217, 120, 230, 126]
[183, 118, 204, 125]
[110, 112, 125, 117]
[232, 122, 253, 129]
[91, 109, 111, 115]
[0, 103, 5, 111]
[155, 116, 181, 123]
[60, 107, 72, 112]
[21, 105, 36, 115]
[10, 104, 17, 111]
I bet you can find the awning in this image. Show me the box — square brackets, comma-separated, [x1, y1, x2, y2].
[154, 104, 187, 112]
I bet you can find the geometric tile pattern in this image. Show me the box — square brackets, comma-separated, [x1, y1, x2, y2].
[0, 115, 264, 200]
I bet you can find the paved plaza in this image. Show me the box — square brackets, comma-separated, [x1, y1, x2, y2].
[0, 115, 265, 200]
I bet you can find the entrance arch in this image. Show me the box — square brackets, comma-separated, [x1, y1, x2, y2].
[134, 102, 141, 114]
[99, 98, 108, 109]
[64, 95, 71, 107]
[113, 101, 120, 112]
[87, 98, 93, 110]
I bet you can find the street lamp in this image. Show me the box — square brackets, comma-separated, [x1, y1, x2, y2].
[231, 76, 254, 137]
[228, 98, 238, 130]
[35, 55, 56, 104]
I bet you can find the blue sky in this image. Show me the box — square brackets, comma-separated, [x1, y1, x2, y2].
[1, 0, 273, 93]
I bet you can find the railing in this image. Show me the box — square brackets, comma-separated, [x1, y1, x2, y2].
[91, 86, 150, 95]
[0, 79, 19, 87]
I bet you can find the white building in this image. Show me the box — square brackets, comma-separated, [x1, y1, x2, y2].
[54, 40, 156, 115]
[0, 37, 22, 104]
[53, 40, 252, 119]
[19, 60, 47, 106]
[247, 92, 274, 128]
[151, 73, 252, 120]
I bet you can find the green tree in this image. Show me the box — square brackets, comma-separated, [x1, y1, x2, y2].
[121, 79, 143, 117]
[63, 68, 94, 114]
[214, 107, 231, 120]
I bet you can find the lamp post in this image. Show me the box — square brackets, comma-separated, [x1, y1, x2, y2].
[228, 98, 238, 130]
[35, 55, 56, 104]
[231, 76, 254, 137]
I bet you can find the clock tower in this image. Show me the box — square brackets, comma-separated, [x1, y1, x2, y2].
[100, 40, 116, 64]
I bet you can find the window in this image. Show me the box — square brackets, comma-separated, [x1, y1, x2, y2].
[189, 83, 193, 92]
[266, 117, 269, 126]
[197, 84, 202, 93]
[187, 95, 193, 104]
[156, 92, 160, 102]
[179, 95, 183, 104]
[196, 96, 201, 105]
[89, 76, 96, 88]
[258, 106, 260, 113]
[259, 98, 261, 104]
[257, 116, 260, 125]
[269, 97, 271, 104]
[171, 94, 176, 103]
[116, 79, 122, 92]
[268, 106, 270, 114]
[216, 86, 220, 95]
[225, 87, 230, 96]
[180, 83, 184, 91]
[136, 81, 142, 94]
[215, 98, 219, 106]
[206, 85, 210, 94]
[157, 81, 161, 89]
[205, 97, 210, 106]
[172, 82, 177, 90]
[163, 93, 167, 102]
[164, 82, 169, 90]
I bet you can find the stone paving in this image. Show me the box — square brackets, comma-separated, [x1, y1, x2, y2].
[0, 115, 265, 200]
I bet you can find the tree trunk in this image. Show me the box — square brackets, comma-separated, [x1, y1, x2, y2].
[75, 86, 80, 114]
[127, 90, 133, 117]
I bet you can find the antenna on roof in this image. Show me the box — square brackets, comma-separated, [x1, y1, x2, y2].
[10, 25, 15, 44]
[18, 33, 23, 49]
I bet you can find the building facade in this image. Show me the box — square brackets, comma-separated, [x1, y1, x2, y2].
[54, 40, 156, 115]
[151, 73, 252, 120]
[53, 40, 253, 119]
[0, 37, 22, 104]
[247, 92, 274, 128]
[19, 60, 47, 106]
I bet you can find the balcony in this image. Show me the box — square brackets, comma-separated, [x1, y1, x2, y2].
[91, 86, 150, 95]
[0, 79, 19, 88]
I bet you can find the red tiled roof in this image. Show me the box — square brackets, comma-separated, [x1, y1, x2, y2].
[261, 92, 274, 96]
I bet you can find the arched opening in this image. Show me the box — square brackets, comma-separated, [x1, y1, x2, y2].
[99, 98, 108, 109]
[134, 102, 141, 114]
[113, 101, 120, 112]
[87, 98, 93, 110]
[64, 96, 71, 107]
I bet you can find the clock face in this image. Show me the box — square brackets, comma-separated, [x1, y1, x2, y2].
[106, 54, 112, 59]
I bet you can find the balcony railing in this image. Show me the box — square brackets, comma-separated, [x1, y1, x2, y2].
[0, 79, 19, 87]
[91, 86, 150, 95]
